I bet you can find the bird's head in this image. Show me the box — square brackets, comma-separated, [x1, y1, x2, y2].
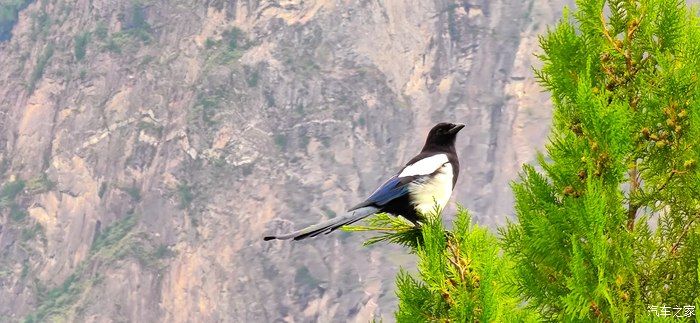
[424, 122, 465, 150]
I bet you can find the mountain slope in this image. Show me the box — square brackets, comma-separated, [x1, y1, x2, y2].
[0, 0, 568, 321]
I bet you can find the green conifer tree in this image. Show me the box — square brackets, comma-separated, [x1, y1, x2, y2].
[501, 0, 700, 320]
[347, 208, 538, 322]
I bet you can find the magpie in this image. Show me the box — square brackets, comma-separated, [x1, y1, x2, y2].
[264, 122, 465, 241]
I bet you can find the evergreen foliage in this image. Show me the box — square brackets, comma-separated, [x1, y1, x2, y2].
[347, 208, 539, 322]
[74, 31, 89, 61]
[502, 0, 700, 320]
[27, 43, 54, 94]
[352, 0, 699, 321]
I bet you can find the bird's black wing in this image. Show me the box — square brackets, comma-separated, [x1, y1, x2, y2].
[348, 174, 415, 211]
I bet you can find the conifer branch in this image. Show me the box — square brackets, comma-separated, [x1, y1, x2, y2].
[342, 213, 422, 248]
[601, 12, 624, 55]
[642, 169, 686, 201]
[627, 166, 640, 231]
[624, 15, 641, 74]
[446, 239, 469, 286]
[656, 169, 684, 192]
[670, 215, 696, 254]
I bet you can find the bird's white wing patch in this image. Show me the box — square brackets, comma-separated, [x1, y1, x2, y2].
[399, 154, 449, 177]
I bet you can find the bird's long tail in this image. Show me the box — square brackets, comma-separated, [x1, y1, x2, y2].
[263, 206, 379, 241]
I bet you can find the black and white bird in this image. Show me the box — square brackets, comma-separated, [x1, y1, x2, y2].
[264, 122, 465, 241]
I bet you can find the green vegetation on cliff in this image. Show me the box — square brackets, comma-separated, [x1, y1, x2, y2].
[0, 0, 33, 41]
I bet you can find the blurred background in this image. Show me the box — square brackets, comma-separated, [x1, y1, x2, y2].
[0, 0, 573, 321]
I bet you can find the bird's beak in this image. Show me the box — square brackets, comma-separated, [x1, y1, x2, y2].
[448, 123, 466, 134]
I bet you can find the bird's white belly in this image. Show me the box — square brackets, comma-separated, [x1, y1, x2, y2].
[408, 163, 454, 215]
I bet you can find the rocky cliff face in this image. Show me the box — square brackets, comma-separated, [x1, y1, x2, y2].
[0, 0, 569, 321]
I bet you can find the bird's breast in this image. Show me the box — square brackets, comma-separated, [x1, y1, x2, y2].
[408, 162, 454, 215]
